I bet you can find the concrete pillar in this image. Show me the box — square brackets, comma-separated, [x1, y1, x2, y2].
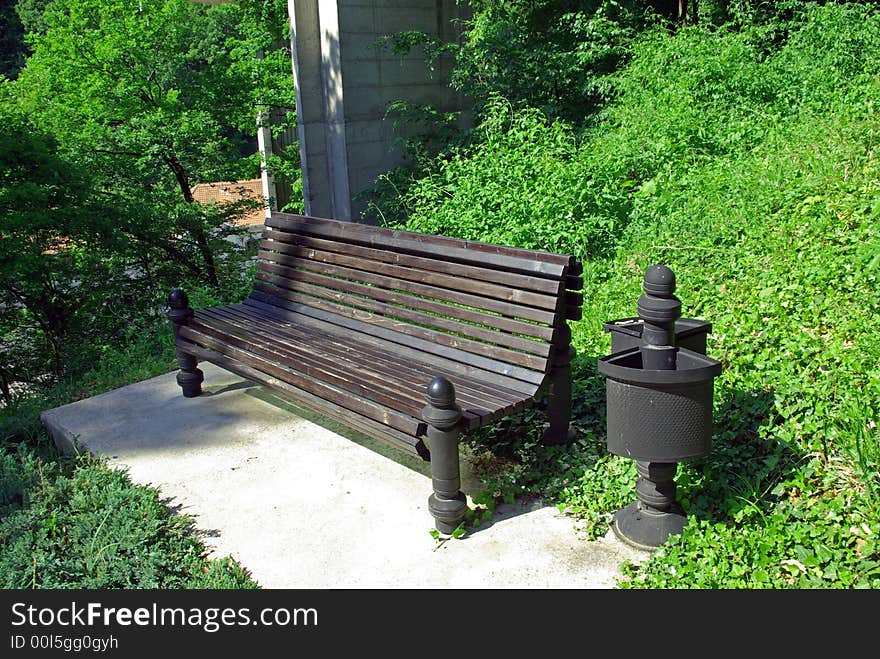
[256, 110, 277, 218]
[288, 0, 471, 221]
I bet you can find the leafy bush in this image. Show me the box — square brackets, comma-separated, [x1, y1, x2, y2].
[9, 0, 297, 305]
[770, 1, 880, 111]
[399, 97, 630, 258]
[0, 448, 259, 588]
[444, 3, 880, 588]
[1, 0, 283, 399]
[448, 0, 646, 120]
[0, 97, 148, 394]
[590, 25, 782, 179]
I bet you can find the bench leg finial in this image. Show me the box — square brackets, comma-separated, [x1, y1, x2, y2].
[542, 323, 576, 446]
[422, 376, 467, 535]
[167, 289, 204, 398]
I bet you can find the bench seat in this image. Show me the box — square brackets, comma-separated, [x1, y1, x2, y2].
[180, 300, 537, 458]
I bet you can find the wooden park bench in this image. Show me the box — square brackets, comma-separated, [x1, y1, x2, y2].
[166, 212, 583, 533]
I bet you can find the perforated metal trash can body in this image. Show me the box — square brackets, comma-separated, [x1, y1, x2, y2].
[598, 347, 722, 463]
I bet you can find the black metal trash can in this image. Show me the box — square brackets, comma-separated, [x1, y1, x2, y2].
[597, 264, 722, 550]
[599, 346, 721, 462]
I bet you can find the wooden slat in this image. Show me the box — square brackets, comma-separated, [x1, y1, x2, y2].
[256, 260, 554, 342]
[211, 305, 528, 410]
[176, 339, 430, 458]
[246, 289, 547, 386]
[190, 315, 432, 417]
[192, 312, 514, 428]
[259, 238, 560, 310]
[242, 294, 543, 394]
[267, 213, 572, 278]
[255, 269, 550, 356]
[260, 231, 563, 295]
[197, 308, 523, 426]
[215, 305, 531, 422]
[178, 325, 423, 437]
[252, 272, 550, 370]
[255, 254, 557, 325]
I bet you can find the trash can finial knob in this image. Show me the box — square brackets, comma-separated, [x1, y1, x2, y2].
[643, 264, 676, 298]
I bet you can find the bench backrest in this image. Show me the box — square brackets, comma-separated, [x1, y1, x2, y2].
[247, 213, 583, 397]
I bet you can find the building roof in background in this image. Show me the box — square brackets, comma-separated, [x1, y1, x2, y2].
[191, 179, 266, 226]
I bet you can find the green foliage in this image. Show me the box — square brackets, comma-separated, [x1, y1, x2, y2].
[418, 3, 880, 588]
[0, 97, 140, 393]
[590, 26, 782, 178]
[398, 96, 629, 258]
[0, 448, 259, 588]
[0, 1, 26, 79]
[15, 0, 51, 37]
[2, 0, 289, 397]
[388, 5, 880, 257]
[619, 456, 880, 588]
[12, 0, 297, 289]
[363, 1, 651, 223]
[363, 1, 876, 225]
[449, 0, 645, 120]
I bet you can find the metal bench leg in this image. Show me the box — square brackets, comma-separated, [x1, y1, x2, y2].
[422, 376, 467, 534]
[166, 289, 203, 398]
[541, 322, 576, 445]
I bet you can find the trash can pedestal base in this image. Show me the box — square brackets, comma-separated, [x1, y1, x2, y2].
[611, 500, 688, 551]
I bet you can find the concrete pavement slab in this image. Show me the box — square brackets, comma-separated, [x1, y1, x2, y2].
[40, 362, 649, 588]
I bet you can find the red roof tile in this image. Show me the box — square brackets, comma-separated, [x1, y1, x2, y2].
[191, 179, 267, 226]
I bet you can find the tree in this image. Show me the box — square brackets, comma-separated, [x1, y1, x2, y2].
[0, 94, 136, 393]
[15, 0, 51, 36]
[14, 0, 297, 289]
[394, 0, 648, 122]
[0, 0, 26, 79]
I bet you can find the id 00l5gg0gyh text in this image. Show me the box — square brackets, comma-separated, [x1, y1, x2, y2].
[11, 634, 118, 653]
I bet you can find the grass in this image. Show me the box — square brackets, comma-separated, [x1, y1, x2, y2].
[0, 318, 262, 589]
[0, 449, 258, 588]
[420, 5, 880, 588]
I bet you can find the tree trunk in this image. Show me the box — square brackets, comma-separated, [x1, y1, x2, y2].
[686, 0, 699, 25]
[0, 369, 13, 404]
[6, 286, 65, 377]
[163, 154, 220, 289]
[655, 0, 697, 24]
